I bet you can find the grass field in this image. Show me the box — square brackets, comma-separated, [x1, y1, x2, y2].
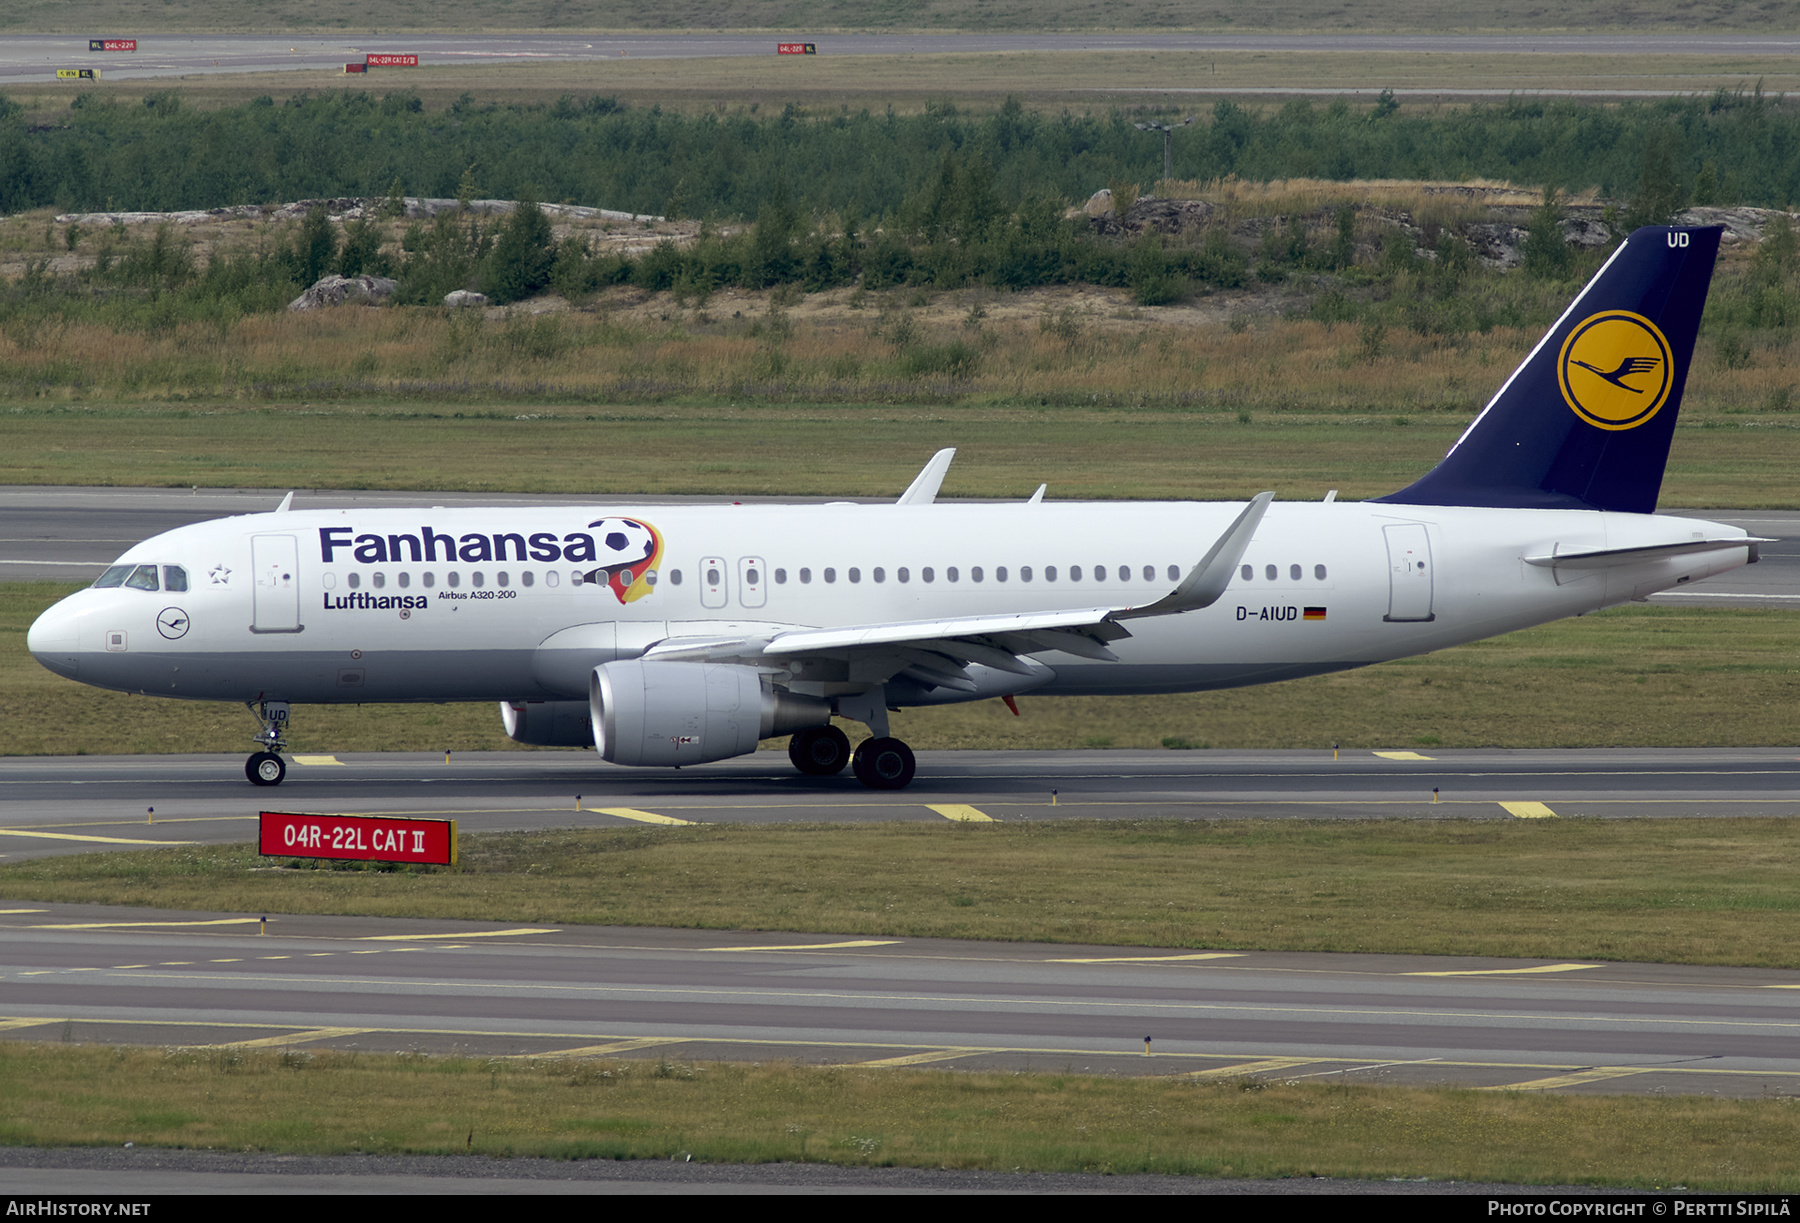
[5, 817, 1800, 965]
[10, 50, 1800, 119]
[3, 1043, 1796, 1188]
[2, 405, 1797, 506]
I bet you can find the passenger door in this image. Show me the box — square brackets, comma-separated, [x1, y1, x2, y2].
[251, 534, 302, 633]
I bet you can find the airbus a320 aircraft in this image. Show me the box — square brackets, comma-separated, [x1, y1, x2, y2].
[28, 226, 1758, 790]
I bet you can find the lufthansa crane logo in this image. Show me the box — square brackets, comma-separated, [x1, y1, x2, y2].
[156, 607, 190, 640]
[1557, 310, 1674, 431]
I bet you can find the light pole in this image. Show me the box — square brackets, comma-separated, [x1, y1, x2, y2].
[1133, 116, 1195, 184]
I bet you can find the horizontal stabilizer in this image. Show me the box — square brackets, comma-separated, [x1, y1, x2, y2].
[1523, 537, 1766, 569]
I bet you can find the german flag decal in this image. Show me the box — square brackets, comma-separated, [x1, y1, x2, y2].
[1304, 607, 1327, 621]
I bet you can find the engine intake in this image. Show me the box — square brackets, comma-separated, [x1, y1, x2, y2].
[590, 660, 829, 767]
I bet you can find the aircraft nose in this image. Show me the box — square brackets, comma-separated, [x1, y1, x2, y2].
[27, 601, 81, 678]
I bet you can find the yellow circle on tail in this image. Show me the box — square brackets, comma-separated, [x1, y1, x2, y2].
[1557, 310, 1674, 431]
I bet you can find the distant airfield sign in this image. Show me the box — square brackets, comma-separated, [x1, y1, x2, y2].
[89, 39, 136, 51]
[778, 43, 818, 55]
[260, 811, 457, 866]
[57, 69, 100, 79]
[365, 53, 420, 67]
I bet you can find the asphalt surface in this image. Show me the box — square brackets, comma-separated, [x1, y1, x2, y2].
[0, 1147, 1625, 1196]
[4, 746, 1800, 865]
[3, 899, 1797, 1104]
[3, 32, 1798, 87]
[4, 485, 1797, 605]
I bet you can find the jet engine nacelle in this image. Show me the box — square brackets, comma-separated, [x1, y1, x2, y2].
[590, 660, 831, 767]
[499, 700, 596, 747]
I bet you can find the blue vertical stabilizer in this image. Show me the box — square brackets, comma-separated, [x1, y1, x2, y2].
[1375, 226, 1721, 514]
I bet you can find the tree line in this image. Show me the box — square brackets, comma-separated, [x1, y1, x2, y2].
[3, 88, 1798, 219]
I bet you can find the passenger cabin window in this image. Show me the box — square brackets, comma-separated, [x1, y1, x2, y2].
[1315, 564, 1328, 580]
[347, 572, 361, 589]
[667, 570, 681, 585]
[1241, 564, 1253, 581]
[1290, 564, 1302, 581]
[1265, 565, 1277, 581]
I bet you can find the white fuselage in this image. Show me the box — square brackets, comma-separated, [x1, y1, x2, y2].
[26, 500, 1753, 707]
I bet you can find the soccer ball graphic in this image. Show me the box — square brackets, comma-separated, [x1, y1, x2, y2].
[590, 518, 657, 567]
[584, 517, 663, 604]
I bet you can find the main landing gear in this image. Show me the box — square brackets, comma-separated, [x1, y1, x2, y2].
[788, 689, 918, 790]
[851, 737, 915, 790]
[788, 724, 851, 775]
[244, 699, 290, 787]
[787, 725, 916, 789]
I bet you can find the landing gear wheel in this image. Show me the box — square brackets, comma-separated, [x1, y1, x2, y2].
[789, 725, 852, 776]
[852, 737, 916, 790]
[246, 751, 286, 787]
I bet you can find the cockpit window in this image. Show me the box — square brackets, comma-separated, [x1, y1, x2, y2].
[125, 565, 160, 591]
[92, 565, 134, 589]
[162, 565, 188, 592]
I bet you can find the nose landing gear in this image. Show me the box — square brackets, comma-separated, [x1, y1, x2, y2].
[244, 699, 290, 787]
[246, 751, 286, 786]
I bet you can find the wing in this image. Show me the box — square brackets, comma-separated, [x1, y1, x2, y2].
[641, 493, 1273, 694]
